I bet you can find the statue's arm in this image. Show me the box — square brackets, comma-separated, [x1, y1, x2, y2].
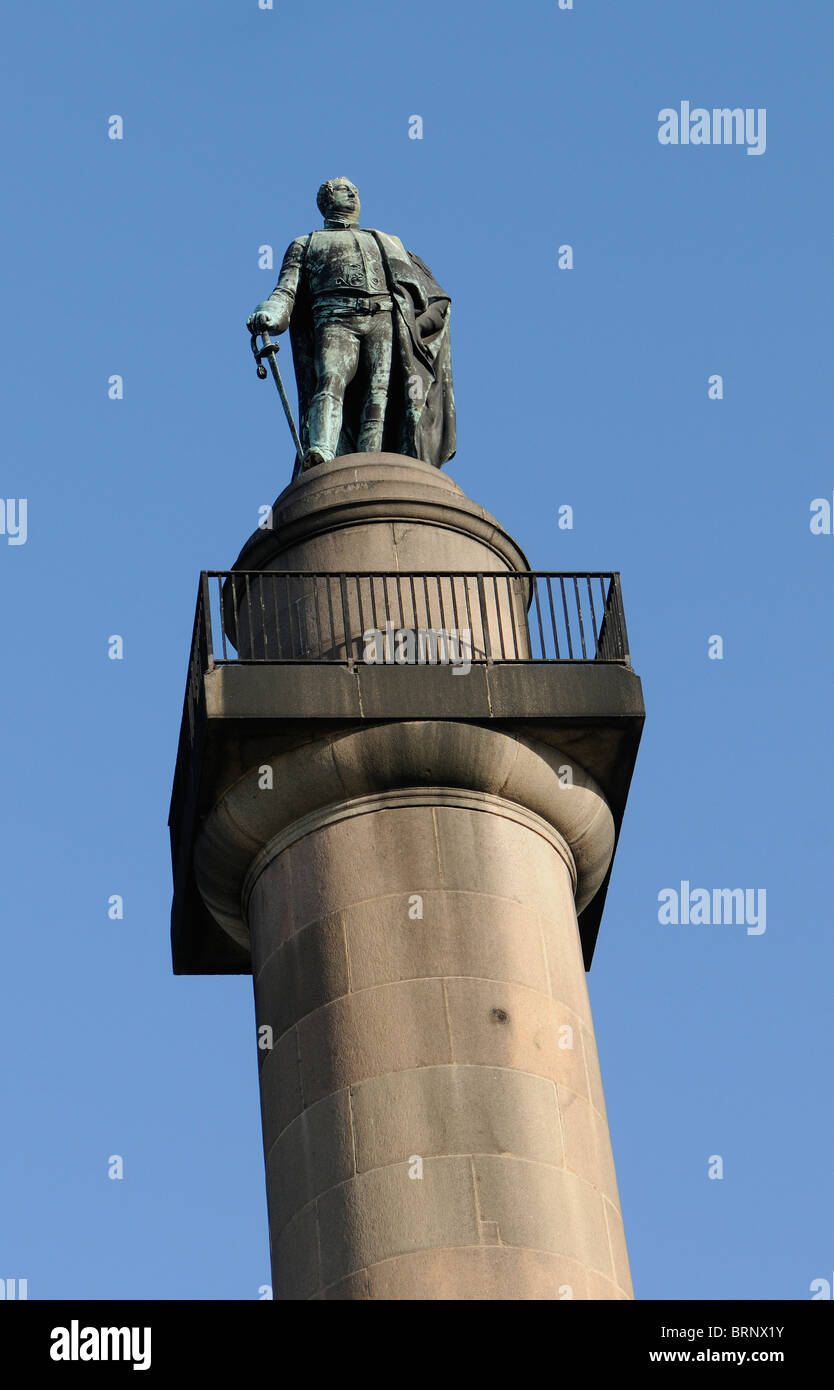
[404, 248, 450, 338]
[247, 236, 308, 334]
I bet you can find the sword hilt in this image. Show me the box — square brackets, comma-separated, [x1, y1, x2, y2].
[249, 326, 281, 379]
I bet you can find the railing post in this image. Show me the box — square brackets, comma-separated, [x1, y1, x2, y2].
[339, 574, 353, 668]
[200, 572, 215, 671]
[477, 574, 493, 664]
[611, 573, 631, 665]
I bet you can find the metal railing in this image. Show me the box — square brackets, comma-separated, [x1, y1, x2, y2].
[190, 570, 630, 667]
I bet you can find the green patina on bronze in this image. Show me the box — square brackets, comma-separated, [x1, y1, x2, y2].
[246, 178, 456, 475]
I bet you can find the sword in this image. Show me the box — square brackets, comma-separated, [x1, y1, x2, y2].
[248, 327, 305, 479]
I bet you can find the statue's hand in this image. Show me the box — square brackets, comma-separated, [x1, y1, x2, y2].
[247, 301, 288, 334]
[416, 305, 445, 338]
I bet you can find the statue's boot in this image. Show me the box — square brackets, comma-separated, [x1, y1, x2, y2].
[301, 447, 330, 472]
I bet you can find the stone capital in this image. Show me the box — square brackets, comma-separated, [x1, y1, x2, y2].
[193, 720, 614, 952]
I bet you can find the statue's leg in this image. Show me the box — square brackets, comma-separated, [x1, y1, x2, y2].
[356, 313, 394, 454]
[306, 319, 360, 464]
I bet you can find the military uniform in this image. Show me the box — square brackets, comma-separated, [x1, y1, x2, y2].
[265, 224, 397, 461]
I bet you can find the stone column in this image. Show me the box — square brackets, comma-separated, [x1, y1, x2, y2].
[194, 722, 633, 1300]
[185, 452, 636, 1300]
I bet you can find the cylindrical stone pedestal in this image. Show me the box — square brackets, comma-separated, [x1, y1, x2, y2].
[194, 723, 633, 1300]
[225, 453, 533, 662]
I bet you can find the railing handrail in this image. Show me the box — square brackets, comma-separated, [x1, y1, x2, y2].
[204, 569, 621, 580]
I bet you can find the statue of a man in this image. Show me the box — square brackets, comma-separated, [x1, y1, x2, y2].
[247, 178, 455, 472]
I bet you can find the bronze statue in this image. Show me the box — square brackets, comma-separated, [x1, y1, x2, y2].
[247, 178, 455, 474]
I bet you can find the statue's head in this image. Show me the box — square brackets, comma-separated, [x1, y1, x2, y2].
[317, 177, 360, 224]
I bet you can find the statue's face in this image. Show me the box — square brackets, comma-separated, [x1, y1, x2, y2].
[325, 179, 360, 223]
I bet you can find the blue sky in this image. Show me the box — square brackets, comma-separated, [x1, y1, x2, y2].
[1, 0, 832, 1300]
